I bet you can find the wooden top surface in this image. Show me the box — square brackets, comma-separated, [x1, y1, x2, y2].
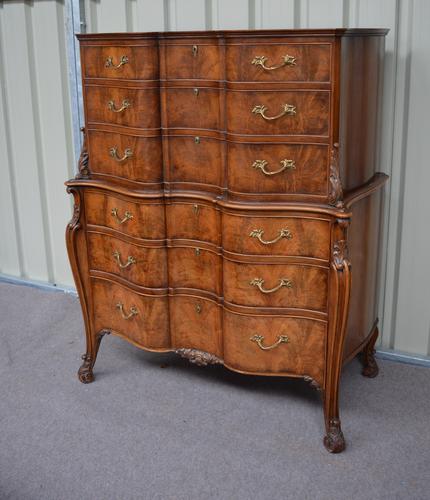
[77, 28, 389, 41]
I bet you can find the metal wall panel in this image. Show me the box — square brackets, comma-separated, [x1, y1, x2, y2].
[0, 0, 428, 359]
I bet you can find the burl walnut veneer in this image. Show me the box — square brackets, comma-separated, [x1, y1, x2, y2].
[66, 28, 389, 453]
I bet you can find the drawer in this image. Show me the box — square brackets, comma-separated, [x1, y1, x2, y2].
[166, 203, 221, 246]
[81, 45, 158, 80]
[165, 135, 223, 188]
[226, 90, 330, 136]
[161, 42, 222, 80]
[226, 43, 331, 83]
[223, 214, 330, 260]
[87, 232, 167, 288]
[87, 131, 162, 183]
[227, 142, 328, 196]
[162, 88, 221, 130]
[170, 296, 222, 357]
[223, 261, 328, 311]
[85, 85, 160, 129]
[84, 191, 165, 240]
[169, 247, 222, 296]
[223, 311, 326, 383]
[92, 279, 170, 349]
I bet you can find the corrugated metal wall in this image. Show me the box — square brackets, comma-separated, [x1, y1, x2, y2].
[0, 0, 429, 359]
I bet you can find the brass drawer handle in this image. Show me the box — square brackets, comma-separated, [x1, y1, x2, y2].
[252, 104, 296, 121]
[108, 99, 131, 113]
[111, 207, 133, 225]
[249, 228, 292, 245]
[109, 146, 133, 163]
[251, 54, 296, 71]
[252, 159, 296, 176]
[105, 55, 129, 69]
[250, 334, 289, 350]
[112, 250, 136, 269]
[116, 302, 138, 320]
[250, 277, 293, 294]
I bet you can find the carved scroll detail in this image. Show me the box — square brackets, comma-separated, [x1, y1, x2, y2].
[333, 239, 348, 270]
[328, 144, 344, 208]
[175, 348, 223, 367]
[75, 127, 90, 179]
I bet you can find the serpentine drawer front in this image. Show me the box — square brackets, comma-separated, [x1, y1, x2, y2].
[66, 28, 389, 453]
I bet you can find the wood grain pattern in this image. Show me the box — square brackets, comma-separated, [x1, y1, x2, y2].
[82, 44, 159, 80]
[222, 213, 330, 259]
[87, 130, 163, 184]
[223, 260, 328, 311]
[84, 190, 165, 240]
[87, 231, 167, 288]
[170, 296, 222, 357]
[226, 90, 330, 136]
[161, 87, 221, 130]
[227, 142, 329, 199]
[166, 202, 221, 246]
[67, 28, 389, 453]
[226, 43, 331, 82]
[165, 135, 224, 188]
[223, 311, 326, 383]
[85, 85, 160, 129]
[92, 278, 170, 349]
[168, 247, 222, 296]
[160, 42, 222, 80]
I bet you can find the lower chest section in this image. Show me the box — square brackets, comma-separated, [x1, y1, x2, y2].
[83, 188, 332, 387]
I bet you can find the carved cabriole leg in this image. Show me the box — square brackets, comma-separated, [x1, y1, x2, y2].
[78, 329, 110, 383]
[361, 325, 379, 378]
[66, 186, 97, 383]
[323, 218, 351, 453]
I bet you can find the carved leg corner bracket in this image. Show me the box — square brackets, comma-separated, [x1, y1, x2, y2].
[77, 329, 110, 384]
[361, 326, 379, 378]
[175, 348, 223, 367]
[323, 418, 346, 453]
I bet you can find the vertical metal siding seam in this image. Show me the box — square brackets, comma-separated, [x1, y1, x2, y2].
[388, 0, 414, 350]
[57, 1, 78, 181]
[205, 0, 212, 30]
[24, 2, 55, 283]
[0, 5, 24, 277]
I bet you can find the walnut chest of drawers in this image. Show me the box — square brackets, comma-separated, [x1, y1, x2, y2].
[66, 28, 389, 453]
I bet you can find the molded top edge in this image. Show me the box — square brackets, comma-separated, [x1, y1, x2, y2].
[76, 28, 389, 41]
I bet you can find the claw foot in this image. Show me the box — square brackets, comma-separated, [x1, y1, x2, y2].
[78, 354, 94, 384]
[323, 419, 346, 453]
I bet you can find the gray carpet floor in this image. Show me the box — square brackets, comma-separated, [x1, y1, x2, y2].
[1, 282, 429, 500]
